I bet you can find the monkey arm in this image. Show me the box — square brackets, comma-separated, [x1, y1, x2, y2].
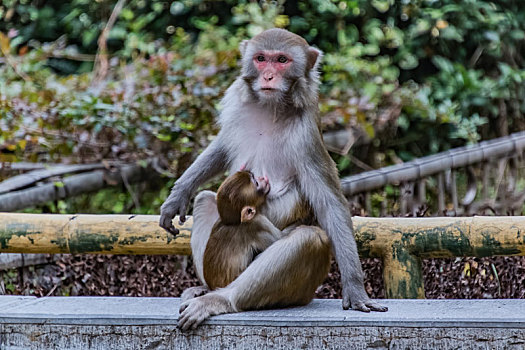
[297, 128, 388, 313]
[252, 214, 284, 240]
[160, 135, 229, 235]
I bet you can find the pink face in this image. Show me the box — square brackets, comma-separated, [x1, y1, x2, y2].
[249, 171, 270, 195]
[253, 51, 293, 92]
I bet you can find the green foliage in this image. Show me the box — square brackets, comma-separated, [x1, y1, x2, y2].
[0, 27, 233, 164]
[1, 0, 524, 213]
[285, 0, 525, 162]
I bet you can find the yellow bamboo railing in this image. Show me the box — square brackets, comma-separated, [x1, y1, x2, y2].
[1, 213, 524, 298]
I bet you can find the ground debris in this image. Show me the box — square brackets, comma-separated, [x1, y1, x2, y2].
[1, 254, 523, 299]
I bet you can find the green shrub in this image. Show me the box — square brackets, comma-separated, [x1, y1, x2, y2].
[1, 0, 524, 178]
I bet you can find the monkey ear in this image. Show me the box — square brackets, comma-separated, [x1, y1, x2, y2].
[241, 206, 256, 222]
[306, 47, 323, 70]
[239, 40, 250, 57]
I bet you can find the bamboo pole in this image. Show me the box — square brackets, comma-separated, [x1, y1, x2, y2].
[342, 131, 525, 196]
[0, 213, 191, 255]
[352, 216, 525, 298]
[0, 164, 145, 212]
[1, 213, 524, 298]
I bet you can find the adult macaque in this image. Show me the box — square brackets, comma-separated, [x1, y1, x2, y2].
[160, 28, 387, 329]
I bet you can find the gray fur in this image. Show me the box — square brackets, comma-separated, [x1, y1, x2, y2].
[160, 139, 228, 235]
[159, 28, 388, 330]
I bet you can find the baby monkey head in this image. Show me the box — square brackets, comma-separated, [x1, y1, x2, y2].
[216, 171, 270, 225]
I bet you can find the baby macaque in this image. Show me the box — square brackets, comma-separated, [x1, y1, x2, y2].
[203, 170, 282, 290]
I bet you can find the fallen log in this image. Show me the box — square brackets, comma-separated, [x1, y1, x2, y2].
[0, 163, 119, 194]
[0, 162, 47, 173]
[0, 253, 56, 270]
[0, 164, 145, 212]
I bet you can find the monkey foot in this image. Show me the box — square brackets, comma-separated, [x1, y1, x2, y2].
[180, 286, 209, 304]
[343, 297, 388, 313]
[178, 293, 234, 331]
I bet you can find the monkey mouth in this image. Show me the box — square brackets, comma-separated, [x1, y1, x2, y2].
[257, 182, 271, 195]
[256, 176, 271, 195]
[260, 88, 277, 92]
[262, 182, 271, 195]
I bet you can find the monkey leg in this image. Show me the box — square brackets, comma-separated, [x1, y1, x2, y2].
[178, 225, 331, 330]
[190, 190, 219, 286]
[231, 225, 331, 310]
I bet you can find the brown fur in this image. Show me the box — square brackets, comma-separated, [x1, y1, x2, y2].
[203, 171, 279, 290]
[164, 29, 388, 331]
[234, 226, 331, 311]
[215, 171, 264, 225]
[204, 221, 271, 290]
[251, 28, 309, 53]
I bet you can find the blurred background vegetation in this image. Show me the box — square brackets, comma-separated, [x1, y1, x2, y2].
[2, 1, 524, 194]
[1, 0, 524, 299]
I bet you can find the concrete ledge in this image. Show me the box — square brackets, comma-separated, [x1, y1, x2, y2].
[1, 296, 524, 349]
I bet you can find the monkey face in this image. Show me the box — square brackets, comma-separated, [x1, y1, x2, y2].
[251, 51, 293, 96]
[244, 47, 305, 103]
[239, 29, 320, 105]
[249, 172, 270, 196]
[216, 171, 270, 224]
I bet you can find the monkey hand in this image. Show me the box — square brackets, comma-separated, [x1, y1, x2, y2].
[342, 287, 388, 313]
[178, 297, 212, 331]
[159, 187, 190, 236]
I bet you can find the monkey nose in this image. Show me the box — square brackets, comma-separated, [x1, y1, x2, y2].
[257, 176, 269, 188]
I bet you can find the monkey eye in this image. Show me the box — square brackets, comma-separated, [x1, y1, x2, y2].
[256, 55, 265, 62]
[277, 55, 288, 63]
[249, 172, 258, 187]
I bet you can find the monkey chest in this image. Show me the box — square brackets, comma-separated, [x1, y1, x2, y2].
[231, 137, 295, 195]
[227, 109, 302, 196]
[230, 121, 293, 165]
